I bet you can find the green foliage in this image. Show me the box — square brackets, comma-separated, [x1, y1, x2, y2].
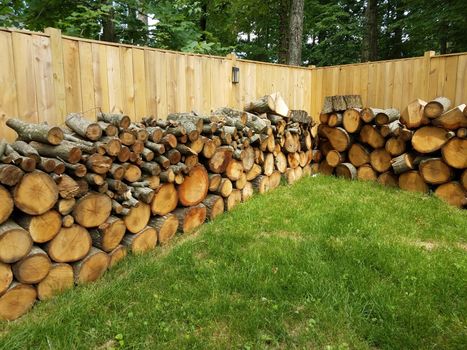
[1, 0, 467, 64]
[1, 176, 466, 349]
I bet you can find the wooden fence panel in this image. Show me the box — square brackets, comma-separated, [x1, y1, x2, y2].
[0, 27, 466, 142]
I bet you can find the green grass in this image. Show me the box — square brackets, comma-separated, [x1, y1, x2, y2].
[1, 176, 466, 349]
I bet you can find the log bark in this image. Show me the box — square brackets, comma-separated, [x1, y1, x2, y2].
[0, 282, 36, 320]
[252, 175, 270, 193]
[45, 224, 91, 263]
[66, 113, 102, 141]
[90, 216, 126, 252]
[391, 153, 414, 174]
[30, 141, 82, 164]
[335, 163, 357, 180]
[122, 226, 157, 253]
[97, 113, 131, 129]
[72, 247, 109, 284]
[6, 119, 63, 145]
[37, 263, 74, 300]
[173, 204, 207, 233]
[374, 108, 400, 126]
[244, 92, 289, 117]
[12, 246, 51, 284]
[149, 214, 179, 245]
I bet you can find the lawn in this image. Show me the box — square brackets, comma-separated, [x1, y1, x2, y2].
[1, 176, 466, 349]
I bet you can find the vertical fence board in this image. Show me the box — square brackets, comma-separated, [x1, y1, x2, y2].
[78, 41, 95, 119]
[120, 46, 136, 120]
[0, 31, 19, 141]
[106, 45, 123, 113]
[455, 55, 467, 106]
[132, 48, 147, 120]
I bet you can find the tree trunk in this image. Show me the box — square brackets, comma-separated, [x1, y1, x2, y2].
[362, 0, 378, 61]
[286, 0, 304, 65]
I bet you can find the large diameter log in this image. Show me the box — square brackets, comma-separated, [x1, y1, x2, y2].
[208, 146, 233, 173]
[424, 97, 452, 119]
[348, 144, 370, 167]
[370, 148, 392, 173]
[72, 193, 112, 228]
[0, 262, 13, 295]
[6, 118, 63, 145]
[177, 165, 209, 206]
[399, 171, 429, 193]
[419, 158, 453, 185]
[149, 214, 179, 245]
[90, 216, 126, 252]
[124, 202, 151, 234]
[37, 263, 74, 300]
[0, 282, 37, 321]
[342, 108, 362, 133]
[318, 126, 351, 152]
[151, 183, 178, 215]
[73, 247, 109, 284]
[14, 170, 58, 215]
[45, 225, 91, 263]
[12, 246, 51, 284]
[434, 182, 466, 208]
[359, 125, 385, 149]
[357, 165, 377, 181]
[122, 226, 157, 254]
[441, 138, 467, 169]
[412, 126, 455, 153]
[66, 113, 102, 141]
[29, 141, 82, 164]
[377, 172, 398, 187]
[15, 209, 61, 243]
[0, 220, 33, 263]
[335, 163, 357, 180]
[0, 185, 13, 225]
[400, 99, 428, 129]
[173, 204, 207, 234]
[108, 245, 127, 268]
[202, 194, 225, 220]
[244, 92, 289, 117]
[0, 164, 24, 186]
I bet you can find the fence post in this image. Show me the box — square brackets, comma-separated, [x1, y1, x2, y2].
[422, 50, 435, 101]
[44, 27, 66, 124]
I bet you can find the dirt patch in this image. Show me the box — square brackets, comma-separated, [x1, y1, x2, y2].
[406, 239, 467, 252]
[258, 231, 304, 241]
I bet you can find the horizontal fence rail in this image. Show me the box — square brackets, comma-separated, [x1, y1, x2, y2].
[0, 27, 466, 142]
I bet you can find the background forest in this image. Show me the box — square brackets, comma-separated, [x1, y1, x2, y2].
[1, 0, 467, 66]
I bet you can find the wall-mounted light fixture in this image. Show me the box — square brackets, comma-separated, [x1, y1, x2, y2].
[232, 66, 240, 84]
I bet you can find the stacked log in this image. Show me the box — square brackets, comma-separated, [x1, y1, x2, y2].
[318, 95, 466, 208]
[0, 92, 315, 320]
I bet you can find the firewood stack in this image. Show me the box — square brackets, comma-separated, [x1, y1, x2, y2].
[317, 95, 467, 208]
[0, 92, 315, 320]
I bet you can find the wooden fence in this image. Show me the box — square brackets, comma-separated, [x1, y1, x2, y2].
[0, 27, 466, 142]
